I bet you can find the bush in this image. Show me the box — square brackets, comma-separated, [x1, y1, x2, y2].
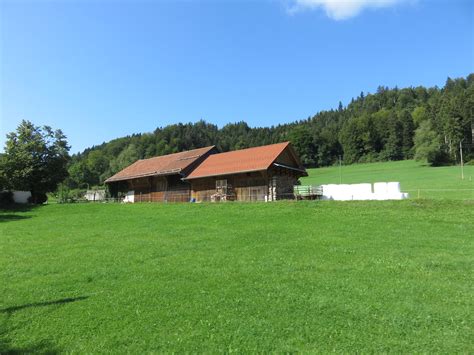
[28, 192, 48, 204]
[57, 184, 72, 203]
[0, 191, 14, 207]
[55, 185, 88, 203]
[428, 150, 452, 166]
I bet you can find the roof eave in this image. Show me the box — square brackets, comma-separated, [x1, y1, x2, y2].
[272, 162, 308, 176]
[105, 169, 183, 183]
[184, 168, 268, 181]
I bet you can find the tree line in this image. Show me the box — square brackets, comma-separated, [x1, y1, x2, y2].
[1, 74, 473, 201]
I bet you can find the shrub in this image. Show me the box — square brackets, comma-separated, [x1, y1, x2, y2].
[57, 183, 72, 203]
[428, 150, 452, 166]
[28, 192, 48, 204]
[0, 191, 14, 207]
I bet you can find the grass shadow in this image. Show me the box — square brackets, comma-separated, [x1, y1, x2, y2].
[0, 338, 60, 354]
[0, 296, 89, 314]
[0, 203, 41, 213]
[0, 204, 42, 223]
[0, 296, 89, 353]
[0, 214, 32, 223]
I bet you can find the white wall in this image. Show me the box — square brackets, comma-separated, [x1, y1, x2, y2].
[12, 191, 32, 204]
[123, 191, 135, 203]
[84, 190, 106, 201]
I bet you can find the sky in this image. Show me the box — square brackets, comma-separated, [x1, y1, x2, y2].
[1, 0, 473, 153]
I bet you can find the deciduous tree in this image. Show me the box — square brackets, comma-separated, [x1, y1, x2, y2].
[1, 120, 70, 203]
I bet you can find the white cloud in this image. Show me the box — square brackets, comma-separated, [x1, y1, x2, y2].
[289, 0, 404, 20]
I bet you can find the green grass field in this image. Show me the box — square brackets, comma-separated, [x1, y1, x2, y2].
[302, 160, 474, 200]
[1, 199, 473, 352]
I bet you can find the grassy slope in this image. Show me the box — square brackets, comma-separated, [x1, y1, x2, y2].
[1, 201, 473, 353]
[302, 160, 474, 199]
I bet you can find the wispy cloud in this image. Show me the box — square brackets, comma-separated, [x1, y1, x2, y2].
[288, 0, 406, 20]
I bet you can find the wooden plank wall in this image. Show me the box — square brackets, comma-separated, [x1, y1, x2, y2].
[191, 172, 268, 202]
[130, 175, 191, 203]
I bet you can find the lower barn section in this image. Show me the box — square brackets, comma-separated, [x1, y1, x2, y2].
[109, 175, 191, 203]
[190, 169, 299, 202]
[109, 169, 300, 203]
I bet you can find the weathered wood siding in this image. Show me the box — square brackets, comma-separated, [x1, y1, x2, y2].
[191, 171, 268, 202]
[128, 175, 191, 202]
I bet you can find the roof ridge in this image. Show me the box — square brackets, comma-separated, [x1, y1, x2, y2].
[211, 141, 289, 155]
[105, 145, 216, 183]
[185, 141, 301, 180]
[137, 145, 216, 162]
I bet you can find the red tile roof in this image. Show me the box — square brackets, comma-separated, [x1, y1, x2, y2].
[186, 142, 302, 180]
[105, 146, 215, 183]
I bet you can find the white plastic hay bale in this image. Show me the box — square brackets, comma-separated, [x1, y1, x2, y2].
[319, 184, 329, 200]
[330, 184, 345, 200]
[323, 184, 341, 200]
[372, 182, 387, 200]
[335, 184, 354, 201]
[373, 182, 388, 195]
[353, 183, 372, 194]
[351, 183, 373, 200]
[387, 182, 401, 194]
[385, 182, 404, 200]
[320, 184, 333, 200]
[320, 182, 407, 201]
[373, 181, 407, 200]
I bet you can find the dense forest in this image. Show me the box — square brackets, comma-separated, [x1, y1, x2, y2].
[67, 75, 474, 188]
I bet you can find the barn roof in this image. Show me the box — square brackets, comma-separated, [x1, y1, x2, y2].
[185, 142, 306, 180]
[105, 146, 216, 183]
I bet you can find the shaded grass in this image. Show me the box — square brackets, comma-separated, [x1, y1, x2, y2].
[302, 160, 474, 200]
[0, 201, 473, 352]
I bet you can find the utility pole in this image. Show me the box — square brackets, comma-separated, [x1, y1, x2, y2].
[339, 155, 342, 184]
[459, 140, 464, 180]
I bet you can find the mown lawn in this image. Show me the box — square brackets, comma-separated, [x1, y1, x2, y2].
[1, 201, 473, 352]
[302, 160, 474, 200]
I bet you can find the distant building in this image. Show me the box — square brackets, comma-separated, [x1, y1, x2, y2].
[84, 190, 106, 201]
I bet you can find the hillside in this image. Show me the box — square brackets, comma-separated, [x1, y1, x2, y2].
[65, 75, 474, 189]
[302, 160, 474, 200]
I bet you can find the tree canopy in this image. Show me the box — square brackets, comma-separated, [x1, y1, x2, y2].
[1, 120, 70, 203]
[60, 74, 473, 188]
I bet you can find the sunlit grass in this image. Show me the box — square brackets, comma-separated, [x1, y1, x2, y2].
[1, 200, 472, 352]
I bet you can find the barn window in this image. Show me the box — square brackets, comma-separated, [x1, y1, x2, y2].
[216, 179, 227, 194]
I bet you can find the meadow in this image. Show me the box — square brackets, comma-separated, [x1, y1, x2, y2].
[302, 160, 474, 200]
[1, 198, 473, 352]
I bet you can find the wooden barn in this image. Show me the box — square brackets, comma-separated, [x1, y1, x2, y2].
[105, 146, 217, 202]
[105, 142, 307, 203]
[185, 142, 307, 202]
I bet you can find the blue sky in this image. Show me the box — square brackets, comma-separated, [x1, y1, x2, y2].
[1, 0, 473, 153]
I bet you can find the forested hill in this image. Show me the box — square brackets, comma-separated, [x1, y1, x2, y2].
[68, 74, 474, 188]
